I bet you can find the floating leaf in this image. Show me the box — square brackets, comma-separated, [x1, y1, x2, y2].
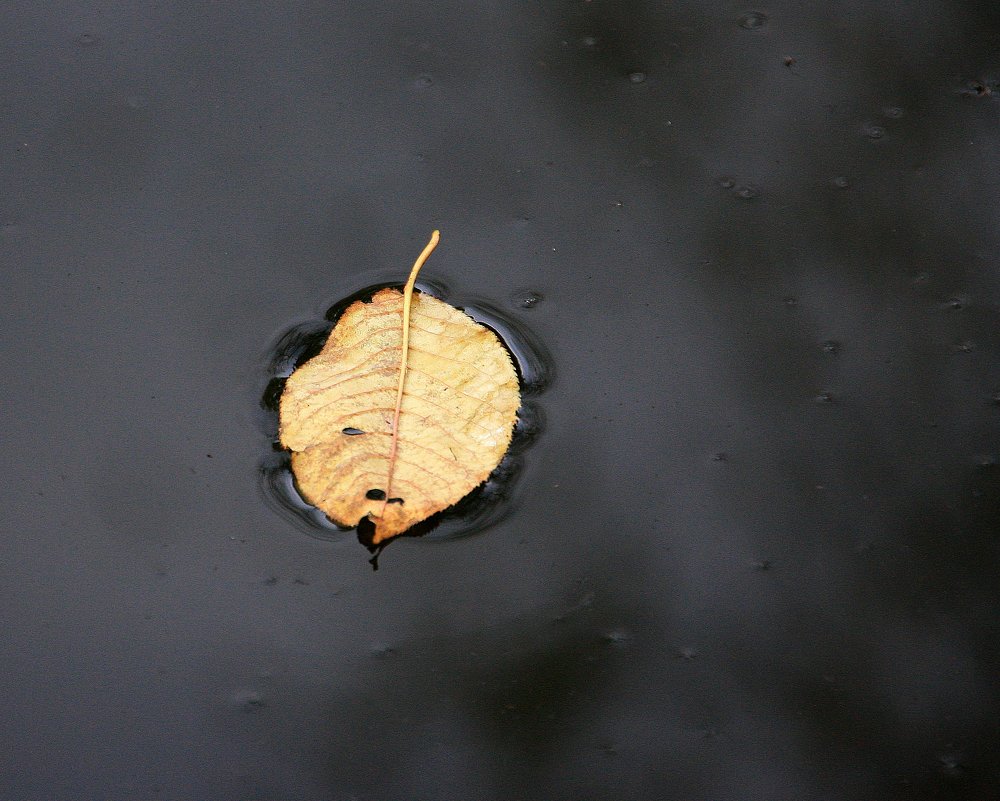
[279, 232, 521, 546]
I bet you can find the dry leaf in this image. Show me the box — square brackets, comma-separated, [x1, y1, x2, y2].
[279, 231, 521, 546]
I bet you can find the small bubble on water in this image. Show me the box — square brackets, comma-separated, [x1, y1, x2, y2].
[710, 451, 728, 463]
[231, 689, 266, 712]
[76, 32, 99, 46]
[883, 105, 904, 118]
[736, 183, 760, 199]
[413, 74, 433, 89]
[370, 643, 398, 659]
[821, 339, 840, 354]
[581, 35, 597, 47]
[815, 391, 835, 404]
[737, 11, 768, 29]
[954, 340, 975, 353]
[831, 176, 850, 189]
[864, 123, 886, 139]
[991, 392, 1000, 406]
[943, 297, 964, 310]
[126, 95, 148, 110]
[717, 176, 736, 189]
[782, 295, 797, 307]
[628, 71, 646, 84]
[602, 628, 630, 646]
[511, 289, 543, 309]
[962, 79, 992, 97]
[676, 646, 698, 660]
[937, 752, 965, 777]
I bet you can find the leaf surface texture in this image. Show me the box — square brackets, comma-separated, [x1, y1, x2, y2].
[279, 282, 520, 544]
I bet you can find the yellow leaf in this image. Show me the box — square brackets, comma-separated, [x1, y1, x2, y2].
[278, 232, 521, 546]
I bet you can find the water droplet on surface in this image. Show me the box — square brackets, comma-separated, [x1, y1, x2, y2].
[736, 183, 760, 199]
[831, 176, 850, 189]
[821, 339, 840, 354]
[628, 71, 646, 84]
[863, 123, 886, 139]
[737, 11, 768, 29]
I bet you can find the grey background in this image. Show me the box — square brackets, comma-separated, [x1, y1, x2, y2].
[2, 2, 999, 799]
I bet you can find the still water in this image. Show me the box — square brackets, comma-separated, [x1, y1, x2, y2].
[2, 1, 999, 799]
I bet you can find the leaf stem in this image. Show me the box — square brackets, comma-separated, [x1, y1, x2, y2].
[379, 230, 440, 520]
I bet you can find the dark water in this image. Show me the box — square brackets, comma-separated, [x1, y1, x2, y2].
[3, 2, 1000, 799]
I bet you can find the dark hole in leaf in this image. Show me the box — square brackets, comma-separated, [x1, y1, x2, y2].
[356, 512, 445, 564]
[356, 517, 379, 569]
[366, 488, 386, 501]
[387, 497, 404, 505]
[342, 427, 365, 435]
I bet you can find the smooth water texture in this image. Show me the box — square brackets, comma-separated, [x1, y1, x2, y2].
[4, 2, 1000, 799]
